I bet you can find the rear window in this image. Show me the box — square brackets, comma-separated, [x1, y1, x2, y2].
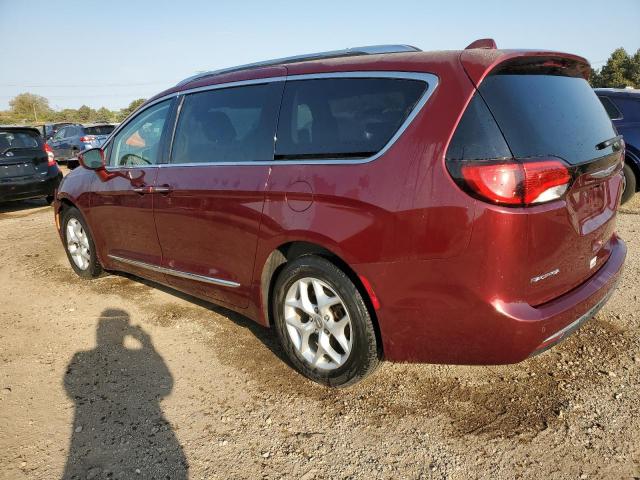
[0, 130, 41, 153]
[85, 125, 115, 135]
[478, 73, 617, 164]
[275, 78, 426, 160]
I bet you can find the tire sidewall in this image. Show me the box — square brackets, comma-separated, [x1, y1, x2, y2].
[621, 163, 636, 205]
[61, 207, 101, 279]
[272, 256, 378, 387]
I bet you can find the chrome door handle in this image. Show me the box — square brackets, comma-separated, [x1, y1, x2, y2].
[132, 185, 153, 194]
[132, 185, 172, 194]
[152, 185, 172, 194]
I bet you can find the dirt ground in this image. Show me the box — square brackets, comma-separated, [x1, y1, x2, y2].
[0, 191, 639, 480]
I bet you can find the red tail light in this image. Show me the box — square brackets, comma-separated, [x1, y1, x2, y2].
[43, 143, 56, 166]
[459, 159, 571, 206]
[80, 135, 96, 142]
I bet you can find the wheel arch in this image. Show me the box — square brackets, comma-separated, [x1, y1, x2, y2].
[259, 241, 383, 353]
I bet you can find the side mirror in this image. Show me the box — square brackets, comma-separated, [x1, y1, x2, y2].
[78, 148, 105, 170]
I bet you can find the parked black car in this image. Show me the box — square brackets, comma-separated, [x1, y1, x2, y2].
[595, 88, 640, 204]
[48, 123, 116, 166]
[0, 126, 62, 204]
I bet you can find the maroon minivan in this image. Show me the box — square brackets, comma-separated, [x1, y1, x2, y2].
[54, 40, 626, 386]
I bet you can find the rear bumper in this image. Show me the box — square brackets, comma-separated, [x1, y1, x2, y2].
[356, 233, 626, 364]
[0, 170, 62, 202]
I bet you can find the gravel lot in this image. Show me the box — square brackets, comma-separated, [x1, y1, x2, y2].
[0, 191, 639, 479]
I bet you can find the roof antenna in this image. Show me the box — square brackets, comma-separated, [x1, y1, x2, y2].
[465, 38, 497, 50]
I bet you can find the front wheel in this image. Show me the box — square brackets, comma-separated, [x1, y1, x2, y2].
[621, 162, 637, 205]
[272, 256, 380, 387]
[61, 207, 103, 279]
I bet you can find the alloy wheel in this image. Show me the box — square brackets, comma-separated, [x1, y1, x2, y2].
[283, 277, 353, 370]
[66, 218, 91, 270]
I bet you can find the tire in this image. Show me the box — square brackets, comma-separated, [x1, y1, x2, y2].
[61, 206, 103, 279]
[272, 255, 380, 387]
[621, 162, 636, 205]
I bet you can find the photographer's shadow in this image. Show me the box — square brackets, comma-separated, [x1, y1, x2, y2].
[62, 309, 188, 479]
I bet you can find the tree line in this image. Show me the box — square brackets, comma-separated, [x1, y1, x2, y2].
[0, 94, 146, 126]
[1, 46, 638, 127]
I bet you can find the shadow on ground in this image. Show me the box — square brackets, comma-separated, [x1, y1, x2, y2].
[62, 308, 188, 479]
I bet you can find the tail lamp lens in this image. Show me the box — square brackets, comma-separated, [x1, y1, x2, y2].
[79, 135, 96, 142]
[43, 143, 56, 166]
[459, 159, 571, 206]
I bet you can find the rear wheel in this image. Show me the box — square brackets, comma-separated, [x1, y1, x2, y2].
[61, 207, 102, 279]
[621, 162, 636, 205]
[272, 255, 380, 387]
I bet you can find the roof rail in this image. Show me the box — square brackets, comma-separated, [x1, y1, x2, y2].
[176, 44, 421, 87]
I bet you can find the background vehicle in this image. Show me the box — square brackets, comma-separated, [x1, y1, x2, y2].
[55, 42, 626, 387]
[0, 126, 62, 203]
[595, 88, 640, 204]
[41, 122, 74, 142]
[48, 123, 116, 167]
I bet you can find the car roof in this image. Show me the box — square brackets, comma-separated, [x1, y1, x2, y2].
[594, 88, 640, 98]
[0, 126, 42, 136]
[139, 42, 589, 114]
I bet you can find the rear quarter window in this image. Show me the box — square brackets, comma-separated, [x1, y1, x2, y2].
[275, 78, 426, 160]
[598, 96, 623, 120]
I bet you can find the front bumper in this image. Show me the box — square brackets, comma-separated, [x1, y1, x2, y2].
[0, 169, 62, 202]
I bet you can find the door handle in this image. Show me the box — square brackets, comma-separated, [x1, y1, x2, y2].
[132, 185, 153, 194]
[152, 185, 172, 194]
[132, 185, 172, 194]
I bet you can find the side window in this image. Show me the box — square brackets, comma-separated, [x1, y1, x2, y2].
[275, 78, 427, 160]
[598, 96, 622, 120]
[109, 100, 171, 167]
[171, 82, 283, 164]
[53, 128, 67, 141]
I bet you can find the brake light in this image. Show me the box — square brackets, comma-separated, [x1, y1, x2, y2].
[458, 159, 571, 206]
[80, 135, 96, 143]
[43, 143, 56, 166]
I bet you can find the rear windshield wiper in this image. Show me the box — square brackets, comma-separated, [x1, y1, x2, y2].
[595, 134, 623, 151]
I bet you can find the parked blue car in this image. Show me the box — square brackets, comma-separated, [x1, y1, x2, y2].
[595, 88, 640, 204]
[47, 123, 116, 167]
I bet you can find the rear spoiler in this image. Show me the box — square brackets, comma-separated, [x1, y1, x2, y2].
[460, 48, 591, 87]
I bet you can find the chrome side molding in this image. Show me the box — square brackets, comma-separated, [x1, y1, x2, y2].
[107, 254, 240, 288]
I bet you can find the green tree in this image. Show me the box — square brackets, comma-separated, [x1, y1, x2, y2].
[8, 93, 51, 122]
[590, 47, 640, 88]
[117, 98, 146, 122]
[95, 107, 114, 122]
[77, 105, 93, 122]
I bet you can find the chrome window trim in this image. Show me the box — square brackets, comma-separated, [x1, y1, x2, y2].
[107, 71, 439, 168]
[108, 254, 241, 288]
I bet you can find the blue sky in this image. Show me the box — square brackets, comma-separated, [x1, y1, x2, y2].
[1, 0, 638, 110]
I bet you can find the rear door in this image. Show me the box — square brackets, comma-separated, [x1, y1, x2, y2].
[49, 127, 70, 160]
[89, 99, 173, 283]
[474, 60, 623, 304]
[153, 77, 285, 307]
[0, 128, 48, 184]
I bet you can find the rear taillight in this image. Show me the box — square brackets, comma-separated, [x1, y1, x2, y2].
[79, 135, 96, 143]
[457, 158, 571, 206]
[43, 143, 56, 166]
